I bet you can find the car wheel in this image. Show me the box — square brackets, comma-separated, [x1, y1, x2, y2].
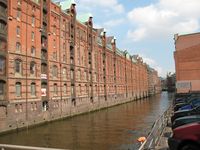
[181, 144, 199, 150]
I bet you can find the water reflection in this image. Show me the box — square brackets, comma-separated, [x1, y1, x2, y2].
[0, 92, 172, 150]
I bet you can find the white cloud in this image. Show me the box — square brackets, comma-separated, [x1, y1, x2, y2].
[103, 18, 124, 28]
[127, 28, 146, 42]
[77, 0, 124, 14]
[127, 0, 200, 42]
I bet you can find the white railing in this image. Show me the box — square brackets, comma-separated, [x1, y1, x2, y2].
[138, 105, 172, 150]
[0, 144, 68, 150]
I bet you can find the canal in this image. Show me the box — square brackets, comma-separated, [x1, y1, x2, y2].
[0, 92, 173, 150]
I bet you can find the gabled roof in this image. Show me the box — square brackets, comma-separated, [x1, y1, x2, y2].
[96, 28, 105, 37]
[54, 0, 76, 10]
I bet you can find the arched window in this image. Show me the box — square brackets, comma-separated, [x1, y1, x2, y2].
[79, 84, 81, 95]
[31, 46, 35, 56]
[16, 42, 21, 52]
[53, 83, 58, 96]
[15, 59, 22, 75]
[41, 63, 47, 74]
[30, 61, 36, 76]
[15, 82, 21, 97]
[16, 26, 20, 37]
[0, 57, 6, 75]
[31, 82, 36, 96]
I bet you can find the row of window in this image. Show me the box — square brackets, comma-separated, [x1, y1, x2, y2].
[15, 59, 37, 76]
[15, 82, 36, 97]
[16, 26, 35, 41]
[16, 42, 36, 56]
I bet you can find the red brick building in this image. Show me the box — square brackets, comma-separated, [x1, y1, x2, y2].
[0, 0, 158, 132]
[174, 33, 200, 93]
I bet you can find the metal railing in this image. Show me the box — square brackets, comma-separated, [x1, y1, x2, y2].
[0, 144, 68, 150]
[138, 105, 172, 150]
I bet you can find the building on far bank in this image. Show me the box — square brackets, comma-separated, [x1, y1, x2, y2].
[166, 73, 176, 92]
[174, 33, 200, 93]
[147, 66, 161, 96]
[0, 0, 159, 133]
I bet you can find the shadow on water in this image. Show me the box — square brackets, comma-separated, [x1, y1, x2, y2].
[0, 92, 173, 150]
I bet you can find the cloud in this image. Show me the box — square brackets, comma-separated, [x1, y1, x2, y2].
[127, 0, 200, 42]
[103, 18, 124, 28]
[77, 0, 124, 14]
[127, 28, 146, 42]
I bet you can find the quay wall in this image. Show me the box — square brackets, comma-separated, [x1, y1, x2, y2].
[0, 93, 148, 133]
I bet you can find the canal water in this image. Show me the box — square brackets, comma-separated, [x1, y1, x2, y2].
[0, 92, 173, 150]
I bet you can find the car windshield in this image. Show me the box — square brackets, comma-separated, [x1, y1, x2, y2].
[191, 99, 200, 107]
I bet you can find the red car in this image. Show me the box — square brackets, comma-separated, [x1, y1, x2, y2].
[168, 122, 200, 150]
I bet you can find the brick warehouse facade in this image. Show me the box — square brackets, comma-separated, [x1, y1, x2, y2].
[174, 33, 200, 93]
[0, 0, 160, 132]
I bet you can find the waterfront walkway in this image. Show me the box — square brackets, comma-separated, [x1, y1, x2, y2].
[156, 123, 172, 150]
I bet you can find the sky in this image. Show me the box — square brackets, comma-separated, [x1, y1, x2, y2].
[55, 0, 200, 77]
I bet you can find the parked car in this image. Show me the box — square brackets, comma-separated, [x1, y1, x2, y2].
[174, 97, 200, 111]
[172, 115, 200, 129]
[168, 122, 200, 150]
[174, 94, 200, 105]
[171, 106, 200, 123]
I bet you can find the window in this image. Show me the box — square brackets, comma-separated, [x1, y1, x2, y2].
[32, 16, 35, 26]
[0, 41, 6, 51]
[63, 53, 66, 62]
[31, 32, 35, 41]
[84, 71, 87, 80]
[53, 26, 56, 35]
[70, 70, 74, 79]
[42, 101, 48, 111]
[53, 39, 56, 48]
[53, 83, 58, 95]
[16, 42, 21, 52]
[16, 26, 20, 37]
[16, 10, 21, 20]
[63, 43, 66, 50]
[15, 59, 22, 75]
[31, 46, 35, 56]
[85, 84, 87, 93]
[31, 83, 36, 96]
[0, 22, 6, 30]
[30, 61, 36, 76]
[0, 57, 5, 75]
[63, 84, 67, 95]
[94, 73, 97, 82]
[41, 63, 47, 74]
[17, 0, 21, 6]
[79, 84, 81, 94]
[0, 80, 5, 96]
[52, 65, 58, 77]
[77, 70, 81, 80]
[41, 50, 47, 60]
[71, 85, 74, 95]
[63, 68, 67, 79]
[15, 82, 21, 97]
[53, 51, 57, 60]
